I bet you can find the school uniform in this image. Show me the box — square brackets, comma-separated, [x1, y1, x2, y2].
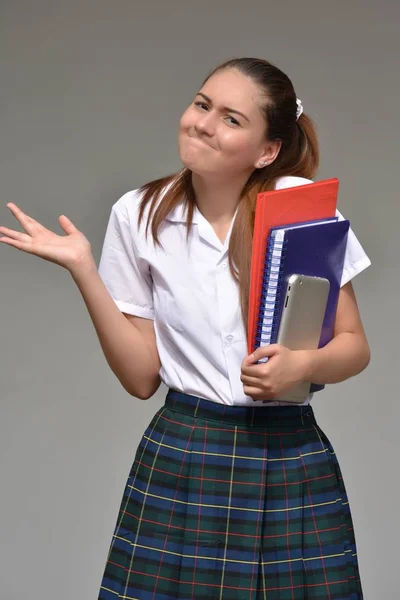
[97, 176, 370, 599]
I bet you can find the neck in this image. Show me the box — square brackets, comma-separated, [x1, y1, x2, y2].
[191, 171, 251, 226]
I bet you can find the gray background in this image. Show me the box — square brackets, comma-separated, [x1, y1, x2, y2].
[0, 1, 398, 598]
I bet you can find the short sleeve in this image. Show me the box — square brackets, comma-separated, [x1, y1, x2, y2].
[335, 209, 371, 286]
[275, 176, 371, 286]
[98, 192, 154, 319]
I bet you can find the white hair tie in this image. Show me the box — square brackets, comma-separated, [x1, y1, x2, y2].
[296, 98, 304, 121]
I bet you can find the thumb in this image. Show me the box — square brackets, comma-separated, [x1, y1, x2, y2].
[58, 214, 79, 235]
[251, 343, 282, 362]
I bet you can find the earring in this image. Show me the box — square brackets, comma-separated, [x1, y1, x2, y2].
[258, 160, 268, 168]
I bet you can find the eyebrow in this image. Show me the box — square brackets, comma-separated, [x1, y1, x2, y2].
[195, 92, 250, 122]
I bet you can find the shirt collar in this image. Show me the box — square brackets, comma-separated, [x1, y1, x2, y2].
[165, 200, 199, 224]
[165, 200, 240, 226]
[165, 200, 240, 254]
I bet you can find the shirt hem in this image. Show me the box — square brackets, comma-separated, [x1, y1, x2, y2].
[341, 255, 371, 286]
[114, 300, 155, 320]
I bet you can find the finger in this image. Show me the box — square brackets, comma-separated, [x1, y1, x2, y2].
[241, 361, 267, 377]
[243, 352, 258, 367]
[243, 381, 274, 396]
[6, 203, 43, 234]
[58, 214, 79, 235]
[243, 347, 271, 366]
[240, 373, 262, 386]
[251, 344, 281, 363]
[243, 385, 268, 401]
[0, 235, 30, 251]
[0, 226, 30, 242]
[0, 224, 41, 254]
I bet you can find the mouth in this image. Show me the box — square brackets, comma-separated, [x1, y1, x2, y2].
[186, 132, 214, 149]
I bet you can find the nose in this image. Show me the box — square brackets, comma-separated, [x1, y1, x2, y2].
[194, 111, 215, 136]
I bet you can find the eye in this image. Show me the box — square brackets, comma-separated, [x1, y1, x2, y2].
[194, 101, 209, 111]
[225, 115, 240, 126]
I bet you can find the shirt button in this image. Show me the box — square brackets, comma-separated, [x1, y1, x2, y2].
[221, 261, 228, 268]
[225, 335, 234, 347]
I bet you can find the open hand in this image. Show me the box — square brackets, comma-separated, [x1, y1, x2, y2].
[0, 203, 95, 272]
[241, 344, 310, 402]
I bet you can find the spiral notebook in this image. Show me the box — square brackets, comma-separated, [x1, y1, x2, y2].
[255, 218, 350, 392]
[255, 217, 337, 348]
[248, 178, 339, 354]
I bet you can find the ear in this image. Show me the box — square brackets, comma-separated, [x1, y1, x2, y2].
[254, 140, 282, 169]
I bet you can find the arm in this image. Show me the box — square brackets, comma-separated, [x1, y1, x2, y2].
[0, 201, 161, 400]
[71, 262, 161, 400]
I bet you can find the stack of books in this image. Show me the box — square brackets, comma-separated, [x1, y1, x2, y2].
[248, 179, 349, 398]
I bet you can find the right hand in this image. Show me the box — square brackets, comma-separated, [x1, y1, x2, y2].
[0, 203, 95, 272]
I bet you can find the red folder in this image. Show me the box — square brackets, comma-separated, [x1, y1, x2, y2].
[247, 178, 339, 354]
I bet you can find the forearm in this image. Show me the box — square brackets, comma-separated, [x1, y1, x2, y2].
[300, 331, 371, 385]
[70, 261, 160, 399]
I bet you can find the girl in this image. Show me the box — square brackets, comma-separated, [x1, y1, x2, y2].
[0, 58, 370, 599]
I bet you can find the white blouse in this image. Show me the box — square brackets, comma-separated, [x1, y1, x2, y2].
[98, 176, 371, 406]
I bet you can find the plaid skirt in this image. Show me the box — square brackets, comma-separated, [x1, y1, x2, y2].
[98, 389, 363, 599]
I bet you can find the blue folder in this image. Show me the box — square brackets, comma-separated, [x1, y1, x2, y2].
[255, 218, 350, 393]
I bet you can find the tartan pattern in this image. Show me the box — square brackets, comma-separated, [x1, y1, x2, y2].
[98, 390, 363, 599]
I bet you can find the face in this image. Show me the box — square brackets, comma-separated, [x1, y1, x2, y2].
[178, 68, 281, 180]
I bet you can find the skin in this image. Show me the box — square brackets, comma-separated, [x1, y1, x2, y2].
[178, 68, 281, 242]
[0, 67, 370, 401]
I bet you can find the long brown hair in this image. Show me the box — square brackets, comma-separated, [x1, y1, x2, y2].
[137, 57, 319, 334]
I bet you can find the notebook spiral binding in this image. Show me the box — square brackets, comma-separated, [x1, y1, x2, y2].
[254, 238, 287, 351]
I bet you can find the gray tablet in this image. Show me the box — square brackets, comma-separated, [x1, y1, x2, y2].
[275, 273, 330, 403]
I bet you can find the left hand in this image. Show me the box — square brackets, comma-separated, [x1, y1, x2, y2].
[240, 344, 310, 402]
